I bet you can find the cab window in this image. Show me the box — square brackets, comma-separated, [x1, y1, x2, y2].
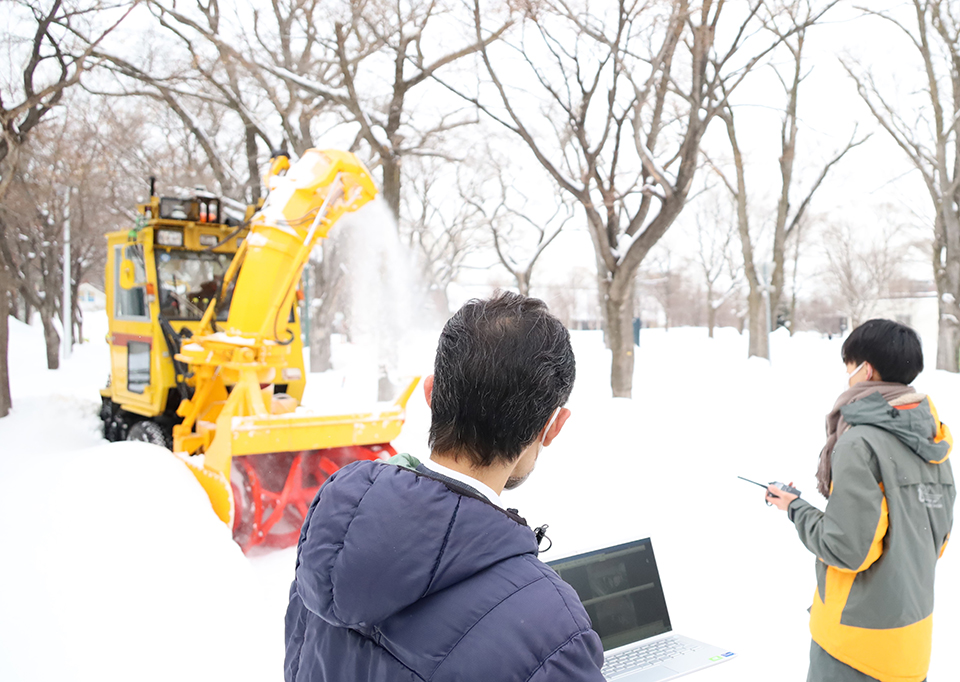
[127, 341, 151, 393]
[115, 245, 148, 320]
[157, 250, 234, 321]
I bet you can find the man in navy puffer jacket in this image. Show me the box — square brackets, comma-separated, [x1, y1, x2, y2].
[285, 291, 605, 682]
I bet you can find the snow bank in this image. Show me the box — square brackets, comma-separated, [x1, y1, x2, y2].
[0, 442, 276, 682]
[1, 314, 280, 681]
[2, 315, 959, 681]
[0, 314, 111, 458]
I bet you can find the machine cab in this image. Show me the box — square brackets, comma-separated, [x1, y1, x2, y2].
[100, 191, 307, 441]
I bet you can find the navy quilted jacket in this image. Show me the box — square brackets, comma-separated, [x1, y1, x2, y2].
[284, 458, 605, 682]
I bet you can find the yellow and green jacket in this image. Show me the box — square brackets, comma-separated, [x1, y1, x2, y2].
[788, 391, 954, 682]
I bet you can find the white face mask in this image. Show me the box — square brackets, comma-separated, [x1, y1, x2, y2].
[506, 408, 563, 491]
[539, 408, 561, 450]
[844, 362, 865, 389]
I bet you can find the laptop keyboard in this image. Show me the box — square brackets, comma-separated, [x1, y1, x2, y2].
[601, 635, 698, 678]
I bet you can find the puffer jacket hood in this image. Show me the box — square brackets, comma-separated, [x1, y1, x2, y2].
[841, 392, 952, 465]
[294, 459, 539, 628]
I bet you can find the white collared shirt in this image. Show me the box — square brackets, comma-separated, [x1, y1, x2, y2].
[419, 457, 505, 509]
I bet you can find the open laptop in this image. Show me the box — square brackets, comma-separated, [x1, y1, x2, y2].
[548, 538, 735, 681]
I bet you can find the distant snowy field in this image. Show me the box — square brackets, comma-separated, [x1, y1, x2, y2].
[1, 311, 958, 682]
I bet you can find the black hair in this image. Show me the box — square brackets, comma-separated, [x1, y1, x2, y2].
[428, 290, 576, 468]
[842, 318, 923, 385]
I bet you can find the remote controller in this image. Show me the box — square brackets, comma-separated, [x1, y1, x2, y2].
[768, 481, 801, 497]
[737, 476, 802, 500]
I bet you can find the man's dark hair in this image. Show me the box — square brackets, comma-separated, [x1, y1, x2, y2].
[429, 290, 576, 468]
[842, 318, 923, 385]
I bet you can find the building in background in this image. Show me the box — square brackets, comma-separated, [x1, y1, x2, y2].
[78, 283, 106, 312]
[870, 280, 939, 361]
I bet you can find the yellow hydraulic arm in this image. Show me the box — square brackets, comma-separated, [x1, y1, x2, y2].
[172, 149, 417, 526]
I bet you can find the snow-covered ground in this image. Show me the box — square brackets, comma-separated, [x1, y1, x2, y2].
[1, 312, 958, 681]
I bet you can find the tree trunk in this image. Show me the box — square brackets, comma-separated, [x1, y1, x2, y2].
[516, 270, 530, 297]
[599, 281, 611, 348]
[747, 285, 768, 359]
[245, 126, 261, 204]
[936, 202, 960, 371]
[723, 109, 768, 359]
[308, 250, 345, 374]
[381, 155, 401, 222]
[707, 287, 716, 339]
[8, 290, 21, 321]
[935, 263, 960, 372]
[605, 284, 635, 398]
[935, 302, 959, 372]
[40, 310, 60, 370]
[788, 288, 798, 337]
[662, 276, 672, 331]
[71, 278, 82, 344]
[74, 301, 83, 345]
[0, 278, 11, 417]
[429, 286, 451, 320]
[787, 220, 802, 337]
[310, 313, 334, 373]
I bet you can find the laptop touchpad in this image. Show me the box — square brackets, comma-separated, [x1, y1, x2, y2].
[617, 666, 678, 682]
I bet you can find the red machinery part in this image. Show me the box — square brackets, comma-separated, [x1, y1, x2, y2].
[230, 444, 395, 553]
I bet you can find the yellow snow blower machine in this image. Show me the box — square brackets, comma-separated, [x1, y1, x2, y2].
[99, 149, 418, 552]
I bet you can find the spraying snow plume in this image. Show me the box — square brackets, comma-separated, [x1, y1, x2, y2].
[335, 198, 420, 399]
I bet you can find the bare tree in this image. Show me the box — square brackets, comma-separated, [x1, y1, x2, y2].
[90, 1, 352, 369]
[2, 93, 177, 368]
[455, 156, 570, 296]
[400, 155, 489, 315]
[843, 1, 960, 371]
[643, 248, 680, 331]
[96, 0, 509, 367]
[333, 3, 509, 219]
[442, 0, 823, 396]
[638, 247, 702, 331]
[0, 0, 134, 417]
[784, 210, 813, 335]
[0, 261, 11, 413]
[538, 266, 600, 329]
[91, 0, 298, 203]
[712, 0, 861, 358]
[270, 0, 508, 356]
[236, 0, 513, 219]
[0, 1, 134, 193]
[490, 202, 569, 297]
[692, 194, 742, 337]
[307, 247, 347, 373]
[51, 100, 143, 342]
[821, 220, 904, 328]
[1, 166, 67, 369]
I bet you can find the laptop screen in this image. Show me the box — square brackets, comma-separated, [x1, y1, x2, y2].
[548, 538, 672, 651]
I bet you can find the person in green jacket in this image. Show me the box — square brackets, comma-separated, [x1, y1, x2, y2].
[767, 319, 954, 682]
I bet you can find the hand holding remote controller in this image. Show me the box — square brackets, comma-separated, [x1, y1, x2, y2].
[768, 481, 801, 497]
[765, 481, 800, 510]
[737, 476, 801, 511]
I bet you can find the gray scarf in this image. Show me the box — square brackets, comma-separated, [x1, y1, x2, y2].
[816, 381, 916, 498]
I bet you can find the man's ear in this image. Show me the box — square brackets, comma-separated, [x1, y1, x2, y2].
[423, 375, 434, 408]
[542, 408, 571, 447]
